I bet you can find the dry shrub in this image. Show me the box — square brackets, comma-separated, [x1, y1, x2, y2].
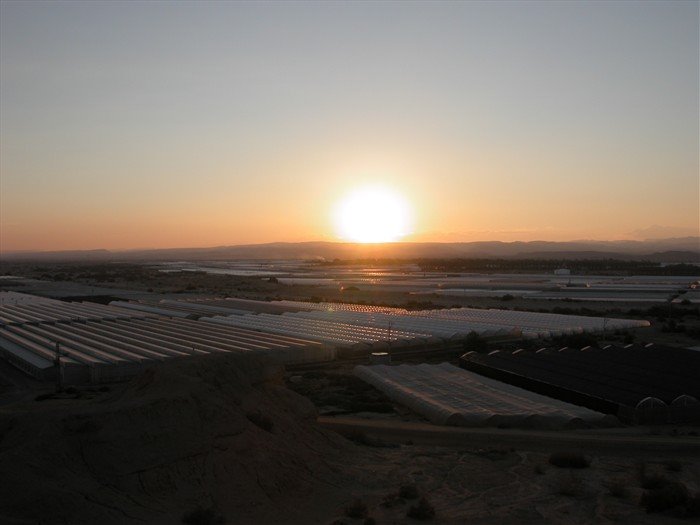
[639, 467, 668, 490]
[686, 494, 700, 518]
[341, 429, 396, 448]
[381, 492, 404, 508]
[641, 481, 689, 513]
[605, 478, 629, 499]
[345, 499, 368, 519]
[407, 497, 435, 520]
[556, 473, 582, 497]
[246, 411, 273, 432]
[549, 452, 590, 469]
[399, 484, 420, 500]
[665, 459, 683, 473]
[181, 506, 225, 525]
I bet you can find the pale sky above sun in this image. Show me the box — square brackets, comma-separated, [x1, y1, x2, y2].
[0, 1, 698, 251]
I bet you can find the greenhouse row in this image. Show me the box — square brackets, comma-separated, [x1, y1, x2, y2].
[113, 297, 317, 317]
[406, 307, 650, 334]
[271, 301, 648, 338]
[272, 300, 408, 314]
[0, 294, 332, 383]
[354, 362, 611, 429]
[287, 309, 519, 339]
[459, 344, 700, 423]
[202, 312, 434, 350]
[115, 298, 649, 340]
[1, 297, 153, 326]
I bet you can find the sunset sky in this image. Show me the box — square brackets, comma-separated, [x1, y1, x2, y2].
[1, 1, 698, 251]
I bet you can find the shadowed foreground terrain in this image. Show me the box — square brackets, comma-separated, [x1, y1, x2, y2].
[0, 355, 354, 524]
[0, 354, 699, 524]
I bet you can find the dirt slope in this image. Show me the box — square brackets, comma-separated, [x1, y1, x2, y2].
[0, 354, 353, 524]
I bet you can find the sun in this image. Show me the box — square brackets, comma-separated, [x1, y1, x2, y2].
[333, 185, 413, 243]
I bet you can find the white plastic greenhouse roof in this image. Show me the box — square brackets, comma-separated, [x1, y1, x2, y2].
[268, 301, 649, 339]
[1, 299, 156, 327]
[355, 362, 610, 428]
[0, 291, 55, 305]
[272, 300, 408, 314]
[201, 312, 432, 349]
[0, 294, 335, 382]
[406, 308, 650, 334]
[1, 316, 329, 369]
[287, 310, 519, 339]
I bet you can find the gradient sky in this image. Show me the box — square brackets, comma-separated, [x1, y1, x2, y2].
[1, 0, 698, 251]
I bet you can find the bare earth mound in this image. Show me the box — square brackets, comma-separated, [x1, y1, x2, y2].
[0, 354, 354, 524]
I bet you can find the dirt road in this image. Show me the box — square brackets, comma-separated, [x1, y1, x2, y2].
[319, 416, 700, 457]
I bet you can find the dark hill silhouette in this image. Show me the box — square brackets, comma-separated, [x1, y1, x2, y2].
[2, 237, 698, 262]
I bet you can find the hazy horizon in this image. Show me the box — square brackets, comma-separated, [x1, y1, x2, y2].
[1, 1, 698, 251]
[2, 235, 699, 257]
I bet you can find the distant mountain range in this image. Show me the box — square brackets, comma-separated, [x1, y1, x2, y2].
[2, 237, 699, 263]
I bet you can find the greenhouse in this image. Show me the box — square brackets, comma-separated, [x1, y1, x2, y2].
[0, 293, 331, 383]
[354, 362, 611, 429]
[460, 344, 700, 423]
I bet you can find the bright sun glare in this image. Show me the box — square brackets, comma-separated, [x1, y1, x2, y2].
[333, 185, 413, 243]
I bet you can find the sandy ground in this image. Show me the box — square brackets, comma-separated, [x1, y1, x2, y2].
[0, 354, 698, 524]
[328, 444, 700, 524]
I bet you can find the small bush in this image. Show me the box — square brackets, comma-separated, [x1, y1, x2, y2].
[341, 429, 396, 448]
[549, 452, 590, 469]
[637, 461, 670, 490]
[476, 447, 514, 461]
[640, 472, 668, 490]
[182, 506, 225, 525]
[397, 484, 419, 500]
[407, 497, 435, 520]
[556, 474, 581, 497]
[381, 492, 403, 508]
[606, 478, 629, 499]
[665, 459, 683, 472]
[35, 393, 54, 402]
[345, 499, 368, 519]
[641, 481, 689, 513]
[246, 412, 273, 432]
[686, 494, 700, 517]
[73, 420, 101, 434]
